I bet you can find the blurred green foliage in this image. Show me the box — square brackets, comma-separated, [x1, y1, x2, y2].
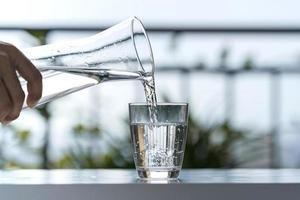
[0, 105, 262, 169]
[183, 117, 244, 168]
[27, 30, 48, 45]
[0, 88, 266, 169]
[243, 56, 254, 70]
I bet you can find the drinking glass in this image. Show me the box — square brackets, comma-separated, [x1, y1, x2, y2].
[129, 103, 189, 180]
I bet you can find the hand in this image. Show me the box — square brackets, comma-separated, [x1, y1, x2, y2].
[0, 42, 42, 123]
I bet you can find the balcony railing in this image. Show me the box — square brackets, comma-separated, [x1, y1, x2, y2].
[2, 25, 300, 168]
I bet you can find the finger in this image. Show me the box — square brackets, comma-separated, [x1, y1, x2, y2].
[0, 54, 25, 120]
[6, 45, 42, 107]
[0, 79, 13, 122]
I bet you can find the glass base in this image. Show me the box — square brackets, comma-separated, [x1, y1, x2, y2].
[137, 168, 180, 180]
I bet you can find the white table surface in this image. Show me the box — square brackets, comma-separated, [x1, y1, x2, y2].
[0, 169, 299, 200]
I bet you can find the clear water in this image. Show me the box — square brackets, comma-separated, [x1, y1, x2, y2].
[142, 75, 158, 123]
[131, 123, 187, 179]
[20, 66, 156, 109]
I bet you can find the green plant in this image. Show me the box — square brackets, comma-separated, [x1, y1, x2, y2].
[183, 117, 245, 168]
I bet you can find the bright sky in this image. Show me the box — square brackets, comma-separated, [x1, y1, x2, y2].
[0, 0, 300, 27]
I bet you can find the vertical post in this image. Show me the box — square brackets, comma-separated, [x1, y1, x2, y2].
[270, 70, 281, 168]
[224, 71, 235, 124]
[180, 68, 190, 102]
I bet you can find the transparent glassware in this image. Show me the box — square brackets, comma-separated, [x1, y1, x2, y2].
[129, 103, 189, 180]
[20, 17, 154, 108]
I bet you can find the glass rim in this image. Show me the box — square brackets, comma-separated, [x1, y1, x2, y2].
[129, 102, 188, 106]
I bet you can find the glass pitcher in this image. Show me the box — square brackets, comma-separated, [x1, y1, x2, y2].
[21, 17, 154, 109]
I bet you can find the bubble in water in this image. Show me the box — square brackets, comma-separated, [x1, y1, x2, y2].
[132, 123, 187, 170]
